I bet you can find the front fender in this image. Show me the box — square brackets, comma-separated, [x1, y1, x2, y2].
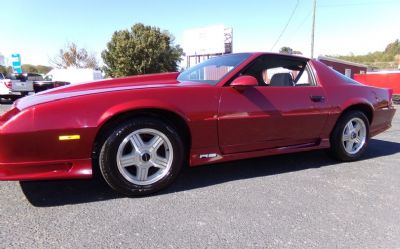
[97, 98, 189, 128]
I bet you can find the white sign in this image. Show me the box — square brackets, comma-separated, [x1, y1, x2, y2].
[183, 25, 226, 56]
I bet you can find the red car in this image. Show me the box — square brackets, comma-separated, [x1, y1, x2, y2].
[0, 53, 396, 196]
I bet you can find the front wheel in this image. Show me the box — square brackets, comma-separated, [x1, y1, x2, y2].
[99, 117, 185, 196]
[329, 111, 369, 161]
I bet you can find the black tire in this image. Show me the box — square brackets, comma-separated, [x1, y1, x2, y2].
[98, 117, 185, 196]
[328, 110, 369, 161]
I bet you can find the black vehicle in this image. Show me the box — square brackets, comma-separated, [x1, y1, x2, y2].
[33, 75, 70, 93]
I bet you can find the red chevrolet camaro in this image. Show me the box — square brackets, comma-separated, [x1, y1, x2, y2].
[0, 53, 396, 195]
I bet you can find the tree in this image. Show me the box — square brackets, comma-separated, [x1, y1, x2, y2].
[102, 23, 184, 77]
[22, 64, 38, 73]
[35, 65, 52, 74]
[50, 42, 98, 69]
[334, 39, 400, 69]
[21, 64, 52, 74]
[0, 65, 12, 76]
[279, 46, 293, 54]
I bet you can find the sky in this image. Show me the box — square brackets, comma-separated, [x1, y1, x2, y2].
[1, 0, 399, 66]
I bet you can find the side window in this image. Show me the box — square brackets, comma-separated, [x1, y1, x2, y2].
[242, 55, 314, 87]
[294, 66, 315, 86]
[345, 68, 352, 78]
[27, 74, 44, 81]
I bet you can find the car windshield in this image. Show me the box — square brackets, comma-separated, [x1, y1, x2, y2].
[177, 53, 252, 85]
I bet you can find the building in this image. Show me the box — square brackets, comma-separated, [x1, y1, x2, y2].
[354, 71, 400, 95]
[0, 54, 5, 66]
[318, 56, 368, 78]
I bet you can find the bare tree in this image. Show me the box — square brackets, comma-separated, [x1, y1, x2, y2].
[50, 42, 98, 69]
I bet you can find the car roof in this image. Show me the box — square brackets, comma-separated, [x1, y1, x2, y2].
[249, 52, 310, 60]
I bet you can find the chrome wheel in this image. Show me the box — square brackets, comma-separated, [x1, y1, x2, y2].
[342, 117, 367, 155]
[116, 128, 173, 185]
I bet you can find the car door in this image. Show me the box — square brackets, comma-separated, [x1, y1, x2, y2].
[217, 55, 329, 154]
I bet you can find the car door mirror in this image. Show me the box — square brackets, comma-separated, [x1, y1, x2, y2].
[231, 75, 258, 91]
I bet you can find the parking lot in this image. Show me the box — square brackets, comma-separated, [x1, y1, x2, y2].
[0, 102, 399, 248]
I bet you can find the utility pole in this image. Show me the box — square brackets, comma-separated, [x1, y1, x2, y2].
[311, 0, 317, 58]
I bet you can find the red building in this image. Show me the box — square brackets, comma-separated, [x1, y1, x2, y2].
[318, 56, 368, 78]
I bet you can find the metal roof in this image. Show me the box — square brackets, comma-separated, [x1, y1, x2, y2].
[318, 56, 368, 68]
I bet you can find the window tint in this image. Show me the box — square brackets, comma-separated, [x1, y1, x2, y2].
[178, 53, 251, 85]
[332, 69, 361, 85]
[27, 74, 44, 81]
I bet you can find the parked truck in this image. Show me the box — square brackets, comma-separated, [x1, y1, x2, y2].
[0, 73, 38, 101]
[33, 68, 103, 93]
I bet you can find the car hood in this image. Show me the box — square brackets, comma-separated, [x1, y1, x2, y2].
[44, 72, 181, 93]
[16, 72, 182, 110]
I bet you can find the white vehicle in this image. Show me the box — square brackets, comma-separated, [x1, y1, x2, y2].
[34, 68, 103, 92]
[46, 68, 103, 83]
[0, 73, 20, 100]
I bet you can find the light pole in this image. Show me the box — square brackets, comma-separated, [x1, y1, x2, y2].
[311, 0, 317, 58]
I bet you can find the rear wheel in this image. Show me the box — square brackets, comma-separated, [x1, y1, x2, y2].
[99, 117, 185, 196]
[329, 111, 369, 161]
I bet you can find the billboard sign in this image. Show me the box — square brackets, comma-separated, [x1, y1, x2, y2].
[183, 25, 232, 56]
[11, 54, 22, 74]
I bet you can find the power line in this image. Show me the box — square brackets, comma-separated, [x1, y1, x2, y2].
[318, 0, 398, 7]
[270, 0, 300, 51]
[280, 11, 312, 47]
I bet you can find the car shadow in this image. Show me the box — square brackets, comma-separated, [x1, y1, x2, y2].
[19, 139, 400, 207]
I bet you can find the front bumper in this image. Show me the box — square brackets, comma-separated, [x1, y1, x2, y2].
[0, 159, 92, 180]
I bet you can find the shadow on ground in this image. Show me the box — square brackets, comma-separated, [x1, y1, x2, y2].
[20, 139, 400, 207]
[0, 98, 14, 105]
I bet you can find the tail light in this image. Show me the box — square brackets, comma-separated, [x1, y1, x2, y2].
[4, 80, 12, 89]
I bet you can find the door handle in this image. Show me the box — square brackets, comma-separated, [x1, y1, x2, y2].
[310, 95, 325, 102]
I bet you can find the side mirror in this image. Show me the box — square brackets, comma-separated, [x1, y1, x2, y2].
[231, 75, 258, 91]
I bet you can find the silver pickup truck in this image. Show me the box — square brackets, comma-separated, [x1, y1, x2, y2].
[10, 73, 40, 95]
[0, 73, 39, 101]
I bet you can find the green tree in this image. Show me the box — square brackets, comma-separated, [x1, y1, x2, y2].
[102, 23, 184, 77]
[22, 64, 38, 73]
[334, 39, 400, 69]
[0, 65, 12, 76]
[36, 65, 52, 74]
[279, 46, 293, 54]
[0, 65, 7, 75]
[21, 64, 52, 74]
[50, 42, 98, 69]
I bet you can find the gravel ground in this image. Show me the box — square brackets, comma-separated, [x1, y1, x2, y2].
[0, 102, 399, 248]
